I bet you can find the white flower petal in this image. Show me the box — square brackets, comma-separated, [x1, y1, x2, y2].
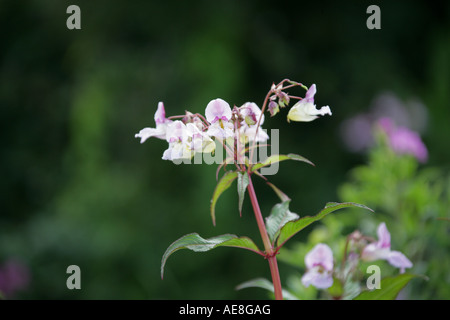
[206, 120, 234, 139]
[287, 101, 332, 122]
[135, 127, 166, 143]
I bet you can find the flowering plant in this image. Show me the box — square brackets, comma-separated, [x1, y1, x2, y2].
[134, 79, 419, 300]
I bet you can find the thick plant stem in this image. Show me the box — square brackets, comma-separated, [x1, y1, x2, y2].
[246, 172, 283, 300]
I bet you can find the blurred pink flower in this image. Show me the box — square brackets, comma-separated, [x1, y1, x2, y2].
[0, 259, 30, 298]
[340, 92, 428, 154]
[378, 117, 428, 163]
[361, 222, 413, 273]
[301, 243, 334, 289]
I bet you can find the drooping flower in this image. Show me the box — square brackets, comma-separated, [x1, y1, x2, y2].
[238, 102, 269, 143]
[361, 222, 413, 273]
[287, 84, 332, 122]
[301, 243, 334, 289]
[205, 98, 235, 138]
[135, 102, 172, 143]
[378, 117, 428, 163]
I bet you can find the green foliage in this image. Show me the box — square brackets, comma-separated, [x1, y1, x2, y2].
[210, 171, 238, 226]
[1, 0, 449, 300]
[354, 274, 420, 300]
[337, 136, 450, 299]
[265, 200, 299, 245]
[236, 278, 299, 300]
[237, 172, 249, 217]
[251, 153, 314, 172]
[275, 202, 373, 248]
[161, 233, 261, 279]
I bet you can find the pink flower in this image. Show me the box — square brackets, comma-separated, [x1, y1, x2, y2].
[0, 259, 30, 298]
[135, 102, 172, 143]
[378, 117, 428, 163]
[301, 243, 334, 289]
[205, 98, 234, 138]
[161, 121, 215, 161]
[361, 222, 413, 273]
[162, 120, 191, 161]
[239, 102, 269, 143]
[205, 98, 232, 123]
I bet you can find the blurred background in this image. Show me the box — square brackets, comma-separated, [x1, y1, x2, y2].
[0, 0, 449, 299]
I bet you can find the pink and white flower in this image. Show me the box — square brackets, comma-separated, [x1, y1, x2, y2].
[205, 98, 235, 139]
[135, 102, 172, 143]
[162, 121, 216, 161]
[239, 102, 269, 143]
[301, 243, 334, 289]
[287, 84, 332, 122]
[361, 222, 413, 273]
[185, 123, 216, 154]
[162, 121, 192, 161]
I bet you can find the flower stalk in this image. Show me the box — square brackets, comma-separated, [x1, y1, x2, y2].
[246, 171, 283, 300]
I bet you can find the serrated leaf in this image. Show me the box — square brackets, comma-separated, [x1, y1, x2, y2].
[275, 202, 373, 249]
[265, 200, 299, 244]
[237, 172, 249, 217]
[210, 171, 238, 225]
[161, 233, 261, 279]
[235, 278, 299, 300]
[251, 153, 315, 172]
[354, 273, 420, 300]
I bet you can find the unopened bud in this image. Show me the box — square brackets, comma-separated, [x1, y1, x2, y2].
[268, 101, 280, 117]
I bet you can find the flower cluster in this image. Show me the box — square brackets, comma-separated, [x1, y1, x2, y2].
[135, 81, 332, 163]
[301, 222, 412, 290]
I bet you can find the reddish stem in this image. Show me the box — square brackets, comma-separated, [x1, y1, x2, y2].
[246, 172, 283, 300]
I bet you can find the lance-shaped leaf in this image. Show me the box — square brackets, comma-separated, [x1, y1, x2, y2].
[210, 171, 238, 226]
[275, 202, 373, 249]
[251, 153, 315, 172]
[266, 182, 290, 202]
[354, 273, 422, 300]
[236, 278, 299, 300]
[237, 172, 249, 217]
[161, 233, 262, 279]
[265, 200, 300, 245]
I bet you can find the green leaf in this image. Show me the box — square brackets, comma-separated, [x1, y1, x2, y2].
[237, 172, 249, 217]
[354, 274, 421, 300]
[161, 233, 261, 279]
[251, 153, 315, 172]
[275, 202, 373, 248]
[265, 200, 299, 244]
[210, 171, 238, 225]
[327, 277, 344, 299]
[236, 278, 299, 300]
[266, 182, 290, 202]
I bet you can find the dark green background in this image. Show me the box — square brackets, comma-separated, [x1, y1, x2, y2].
[1, 0, 449, 299]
